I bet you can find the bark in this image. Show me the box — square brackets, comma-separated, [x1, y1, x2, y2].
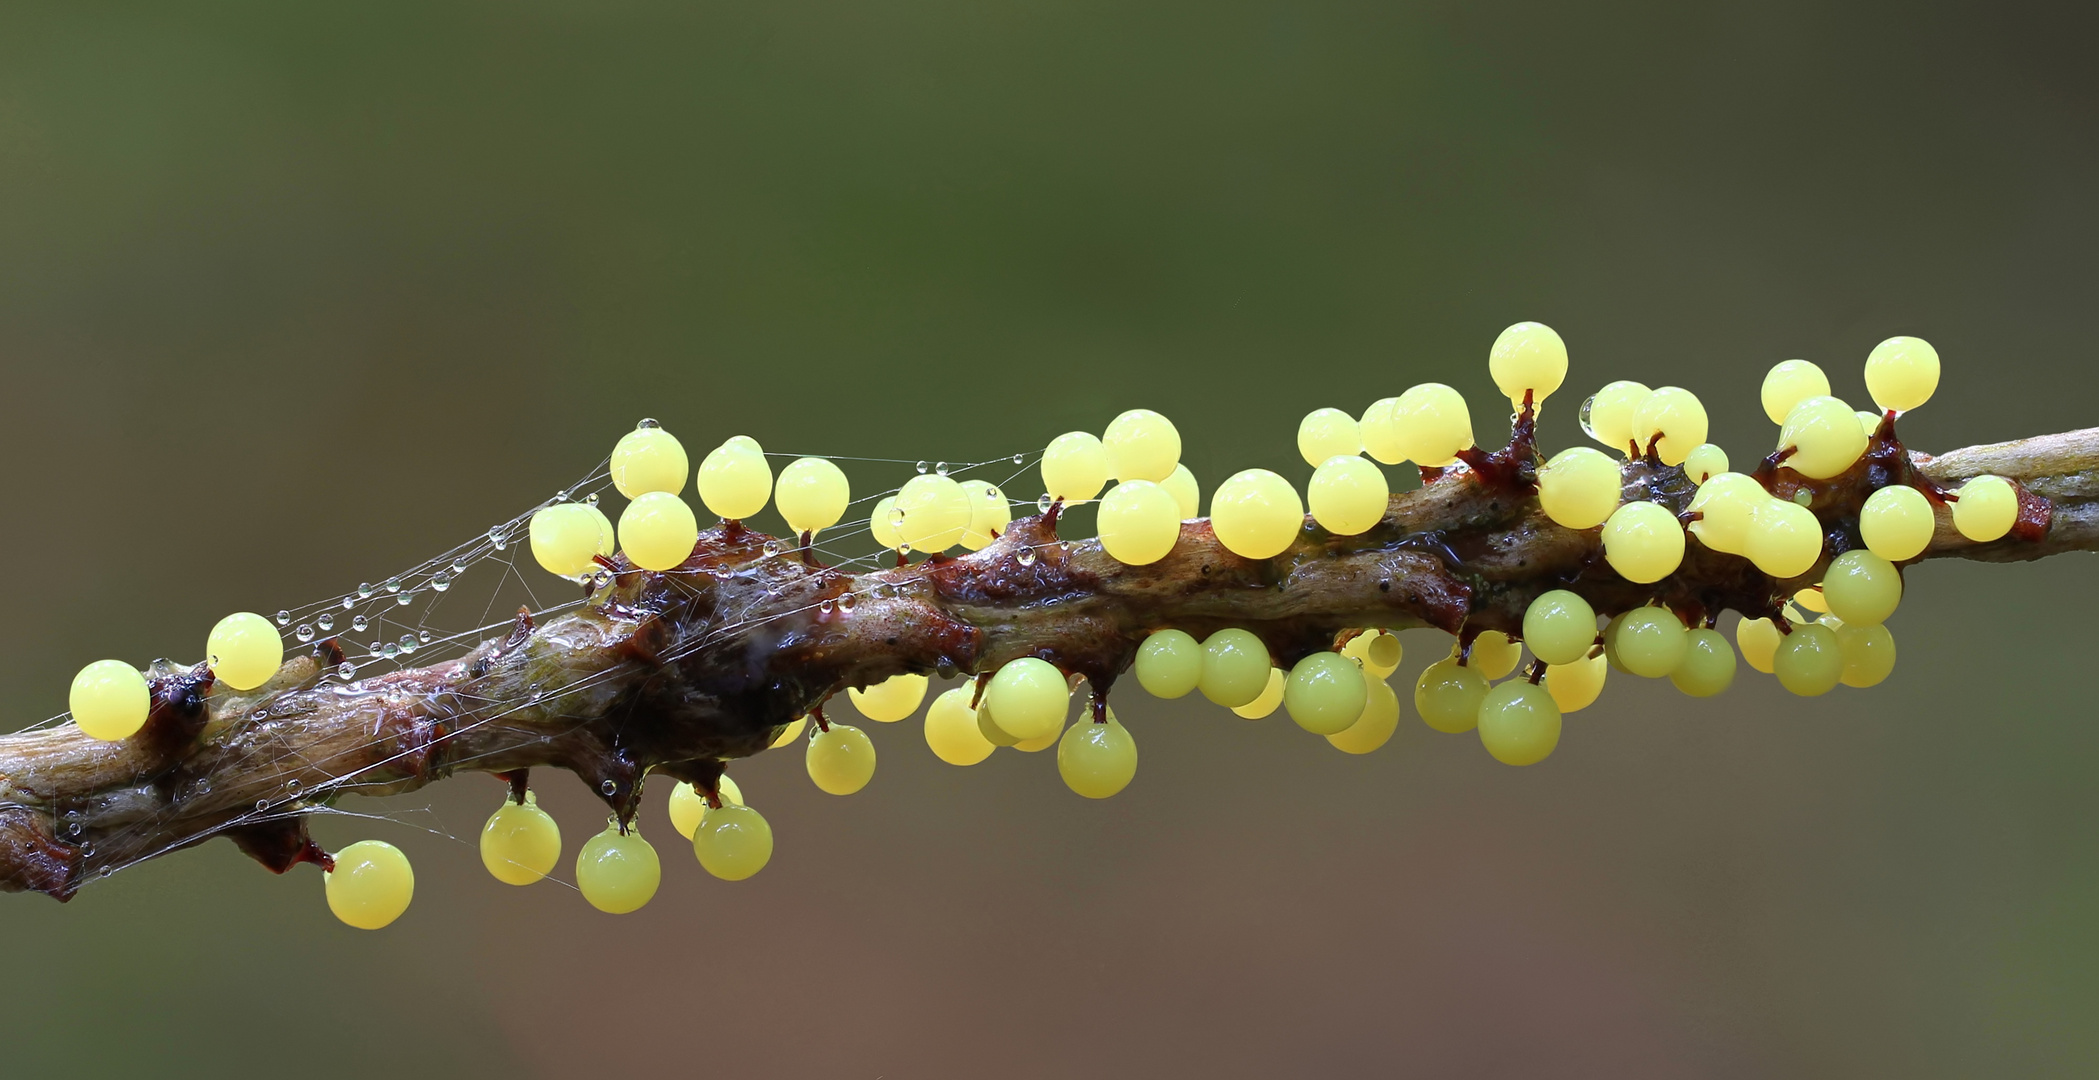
[2, 422, 2093, 900]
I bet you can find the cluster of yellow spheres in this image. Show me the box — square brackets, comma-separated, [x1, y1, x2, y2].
[69, 610, 288, 743]
[1034, 410, 1195, 566]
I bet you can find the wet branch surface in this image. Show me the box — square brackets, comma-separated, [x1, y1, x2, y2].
[3, 423, 2094, 899]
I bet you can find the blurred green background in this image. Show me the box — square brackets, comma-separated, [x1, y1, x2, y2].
[3, 1, 2097, 1076]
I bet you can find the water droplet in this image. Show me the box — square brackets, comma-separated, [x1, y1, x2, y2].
[317, 613, 335, 631]
[1577, 395, 1600, 442]
[838, 593, 857, 612]
[67, 822, 82, 837]
[286, 778, 300, 790]
[1793, 489, 1813, 506]
[337, 662, 357, 680]
[384, 577, 402, 593]
[256, 799, 269, 811]
[431, 572, 451, 592]
[1013, 453, 1025, 465]
[819, 599, 836, 614]
[98, 866, 111, 879]
[381, 643, 399, 659]
[358, 582, 374, 599]
[986, 486, 1001, 501]
[1017, 549, 1038, 567]
[451, 559, 468, 574]
[916, 461, 930, 474]
[489, 526, 508, 551]
[419, 631, 433, 644]
[600, 780, 618, 795]
[887, 507, 906, 530]
[1037, 494, 1053, 513]
[253, 708, 269, 720]
[585, 492, 601, 507]
[591, 570, 612, 588]
[368, 641, 385, 656]
[399, 634, 418, 654]
[935, 461, 950, 476]
[637, 418, 660, 430]
[275, 610, 291, 627]
[341, 596, 356, 610]
[763, 540, 784, 557]
[395, 592, 414, 606]
[896, 543, 911, 557]
[352, 616, 369, 632]
[295, 624, 315, 643]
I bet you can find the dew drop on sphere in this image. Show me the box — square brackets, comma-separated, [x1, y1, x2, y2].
[275, 610, 291, 626]
[295, 624, 315, 642]
[352, 616, 369, 633]
[318, 613, 334, 630]
[637, 418, 659, 429]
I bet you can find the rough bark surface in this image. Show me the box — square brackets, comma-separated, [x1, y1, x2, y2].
[3, 423, 2094, 900]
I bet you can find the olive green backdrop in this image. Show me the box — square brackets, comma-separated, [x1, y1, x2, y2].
[2, 2, 2096, 1076]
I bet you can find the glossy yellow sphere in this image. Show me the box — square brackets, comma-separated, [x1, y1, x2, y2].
[1102, 409, 1181, 483]
[1760, 360, 1831, 425]
[1230, 667, 1286, 719]
[668, 774, 743, 840]
[207, 612, 283, 692]
[1859, 485, 1934, 561]
[1602, 501, 1686, 584]
[775, 457, 851, 536]
[1864, 336, 1940, 413]
[983, 657, 1069, 740]
[1686, 472, 1766, 556]
[1477, 681, 1561, 766]
[1773, 623, 1842, 696]
[1135, 629, 1203, 698]
[1836, 622, 1897, 688]
[325, 840, 414, 930]
[1523, 590, 1599, 666]
[924, 686, 995, 766]
[896, 474, 972, 553]
[1058, 717, 1138, 798]
[1952, 475, 2017, 542]
[618, 491, 699, 571]
[1745, 498, 1822, 579]
[1042, 432, 1111, 503]
[1340, 629, 1402, 679]
[1326, 675, 1400, 755]
[1386, 383, 1475, 466]
[1488, 321, 1569, 409]
[1537, 447, 1621, 530]
[770, 717, 807, 750]
[1613, 607, 1687, 678]
[1630, 386, 1708, 466]
[1822, 549, 1901, 625]
[1358, 397, 1405, 465]
[1736, 615, 1782, 674]
[530, 503, 610, 578]
[70, 659, 149, 741]
[1307, 455, 1388, 536]
[1668, 628, 1737, 698]
[959, 480, 1012, 551]
[696, 439, 772, 520]
[1297, 408, 1364, 467]
[806, 723, 877, 795]
[1210, 469, 1304, 560]
[1200, 629, 1272, 707]
[1469, 630, 1523, 680]
[1857, 410, 1886, 439]
[1792, 587, 1830, 614]
[869, 495, 904, 552]
[1682, 443, 1729, 484]
[1415, 658, 1487, 734]
[1098, 480, 1183, 565]
[1161, 464, 1201, 520]
[847, 673, 928, 723]
[1284, 652, 1370, 735]
[610, 423, 689, 498]
[693, 803, 773, 881]
[1545, 652, 1607, 713]
[480, 793, 562, 886]
[1581, 380, 1651, 457]
[976, 699, 1023, 747]
[576, 821, 660, 914]
[1778, 396, 1868, 479]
